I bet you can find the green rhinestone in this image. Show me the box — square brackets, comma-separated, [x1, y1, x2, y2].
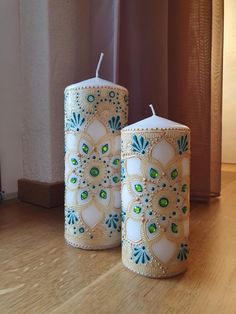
[100, 189, 107, 199]
[182, 184, 187, 192]
[82, 143, 89, 154]
[79, 227, 85, 233]
[113, 158, 119, 166]
[133, 206, 142, 214]
[101, 144, 109, 154]
[171, 223, 178, 233]
[81, 191, 88, 200]
[148, 223, 157, 234]
[70, 177, 77, 184]
[171, 169, 178, 180]
[182, 206, 188, 214]
[150, 167, 158, 179]
[90, 167, 99, 177]
[159, 197, 169, 207]
[135, 184, 143, 193]
[112, 176, 120, 183]
[71, 158, 78, 165]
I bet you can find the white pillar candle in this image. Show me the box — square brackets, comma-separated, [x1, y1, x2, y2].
[64, 53, 128, 249]
[121, 105, 190, 278]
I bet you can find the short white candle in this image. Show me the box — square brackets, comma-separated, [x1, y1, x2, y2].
[121, 105, 190, 278]
[64, 53, 128, 249]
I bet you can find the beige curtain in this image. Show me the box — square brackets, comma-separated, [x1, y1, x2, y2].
[75, 0, 223, 200]
[168, 0, 223, 200]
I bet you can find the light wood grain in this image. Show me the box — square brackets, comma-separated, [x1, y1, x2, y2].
[1, 166, 236, 313]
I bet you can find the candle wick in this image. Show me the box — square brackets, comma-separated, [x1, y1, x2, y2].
[149, 104, 156, 116]
[96, 52, 104, 78]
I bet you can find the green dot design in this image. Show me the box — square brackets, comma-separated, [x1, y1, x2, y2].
[171, 169, 178, 180]
[113, 158, 119, 166]
[135, 184, 143, 193]
[82, 143, 89, 154]
[90, 167, 99, 177]
[133, 206, 142, 214]
[182, 184, 187, 192]
[182, 206, 188, 214]
[71, 158, 78, 165]
[148, 223, 157, 234]
[112, 176, 120, 183]
[159, 197, 169, 207]
[171, 223, 178, 233]
[101, 144, 109, 154]
[150, 168, 158, 179]
[70, 177, 77, 184]
[81, 191, 88, 200]
[100, 190, 107, 199]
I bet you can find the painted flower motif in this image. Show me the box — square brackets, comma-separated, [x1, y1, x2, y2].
[124, 155, 188, 242]
[178, 134, 188, 155]
[133, 245, 150, 264]
[132, 135, 149, 154]
[108, 116, 122, 133]
[65, 121, 121, 211]
[64, 88, 128, 240]
[105, 213, 120, 230]
[66, 112, 85, 131]
[66, 209, 78, 225]
[177, 243, 189, 261]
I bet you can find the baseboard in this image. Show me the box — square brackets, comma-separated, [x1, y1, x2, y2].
[18, 179, 64, 208]
[2, 192, 18, 200]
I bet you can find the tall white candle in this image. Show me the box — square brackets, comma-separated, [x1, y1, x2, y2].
[121, 105, 190, 278]
[64, 53, 128, 249]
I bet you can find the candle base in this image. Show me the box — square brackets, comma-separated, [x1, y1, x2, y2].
[65, 238, 120, 250]
[122, 256, 187, 279]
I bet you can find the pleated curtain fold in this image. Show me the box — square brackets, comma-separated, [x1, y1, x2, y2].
[74, 0, 223, 200]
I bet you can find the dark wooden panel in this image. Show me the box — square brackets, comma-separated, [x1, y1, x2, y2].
[18, 179, 64, 208]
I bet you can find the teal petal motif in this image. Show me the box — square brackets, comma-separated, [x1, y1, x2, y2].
[108, 116, 121, 133]
[66, 210, 78, 225]
[132, 135, 149, 154]
[133, 245, 150, 264]
[177, 135, 188, 155]
[121, 163, 125, 182]
[105, 213, 119, 229]
[67, 112, 85, 131]
[121, 209, 126, 222]
[177, 243, 189, 261]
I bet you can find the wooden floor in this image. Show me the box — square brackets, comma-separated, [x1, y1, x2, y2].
[1, 165, 236, 314]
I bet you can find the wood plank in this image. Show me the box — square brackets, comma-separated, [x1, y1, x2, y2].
[0, 201, 120, 313]
[1, 166, 236, 313]
[53, 168, 236, 314]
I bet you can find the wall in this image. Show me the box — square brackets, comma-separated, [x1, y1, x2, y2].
[222, 0, 236, 163]
[20, 0, 91, 183]
[20, 0, 52, 182]
[0, 0, 23, 197]
[0, 0, 91, 197]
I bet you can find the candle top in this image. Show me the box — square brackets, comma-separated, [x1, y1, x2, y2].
[123, 105, 189, 131]
[65, 52, 127, 92]
[66, 77, 128, 91]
